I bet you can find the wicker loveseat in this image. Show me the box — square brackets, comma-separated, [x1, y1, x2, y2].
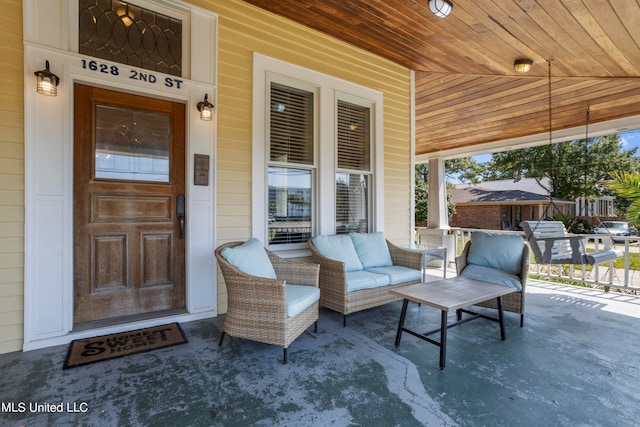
[308, 232, 423, 326]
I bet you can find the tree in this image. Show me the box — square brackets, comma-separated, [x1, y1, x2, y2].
[484, 134, 640, 201]
[415, 174, 429, 223]
[607, 172, 640, 225]
[445, 157, 486, 184]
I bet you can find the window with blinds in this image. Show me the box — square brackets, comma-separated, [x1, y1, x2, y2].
[336, 100, 371, 234]
[270, 83, 314, 165]
[267, 83, 315, 245]
[337, 101, 370, 171]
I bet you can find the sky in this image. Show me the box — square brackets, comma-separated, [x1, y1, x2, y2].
[446, 130, 640, 185]
[620, 130, 640, 152]
[471, 130, 640, 164]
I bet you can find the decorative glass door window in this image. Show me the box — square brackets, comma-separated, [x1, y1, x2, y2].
[94, 105, 171, 182]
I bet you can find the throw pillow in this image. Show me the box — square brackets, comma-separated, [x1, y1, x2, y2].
[220, 238, 277, 279]
[349, 232, 393, 268]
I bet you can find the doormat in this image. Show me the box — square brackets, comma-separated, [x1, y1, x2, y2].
[63, 323, 188, 369]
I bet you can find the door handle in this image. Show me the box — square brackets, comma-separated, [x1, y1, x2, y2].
[177, 194, 185, 240]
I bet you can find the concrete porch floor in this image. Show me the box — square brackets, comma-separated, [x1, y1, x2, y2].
[1, 278, 639, 426]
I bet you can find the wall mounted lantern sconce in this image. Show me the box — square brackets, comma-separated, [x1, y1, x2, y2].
[429, 0, 453, 18]
[514, 58, 533, 74]
[34, 60, 60, 96]
[197, 94, 214, 121]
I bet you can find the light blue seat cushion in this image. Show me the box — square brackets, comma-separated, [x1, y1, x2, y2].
[467, 232, 524, 275]
[366, 266, 422, 285]
[460, 264, 523, 292]
[345, 271, 390, 292]
[220, 238, 277, 279]
[286, 284, 320, 318]
[312, 235, 363, 272]
[350, 232, 393, 268]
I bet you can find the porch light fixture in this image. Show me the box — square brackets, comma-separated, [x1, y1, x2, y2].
[514, 58, 533, 74]
[429, 0, 453, 18]
[197, 94, 214, 121]
[34, 60, 60, 96]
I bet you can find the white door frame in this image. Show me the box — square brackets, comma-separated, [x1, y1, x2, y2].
[22, 0, 218, 350]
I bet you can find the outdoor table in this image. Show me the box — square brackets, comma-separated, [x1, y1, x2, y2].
[406, 244, 447, 282]
[390, 277, 516, 370]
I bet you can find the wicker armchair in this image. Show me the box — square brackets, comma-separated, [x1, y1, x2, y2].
[215, 241, 320, 363]
[308, 238, 423, 326]
[455, 239, 529, 327]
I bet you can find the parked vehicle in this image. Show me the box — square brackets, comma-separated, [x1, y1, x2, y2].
[590, 221, 638, 242]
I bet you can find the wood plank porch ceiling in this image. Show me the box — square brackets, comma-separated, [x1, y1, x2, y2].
[242, 0, 640, 157]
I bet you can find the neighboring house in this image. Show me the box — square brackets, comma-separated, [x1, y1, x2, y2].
[459, 174, 616, 218]
[0, 1, 414, 354]
[575, 196, 616, 217]
[450, 176, 575, 230]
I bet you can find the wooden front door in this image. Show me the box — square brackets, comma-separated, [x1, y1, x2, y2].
[73, 84, 186, 325]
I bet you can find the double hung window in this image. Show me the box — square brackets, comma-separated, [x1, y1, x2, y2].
[253, 54, 383, 253]
[336, 100, 371, 234]
[267, 83, 315, 245]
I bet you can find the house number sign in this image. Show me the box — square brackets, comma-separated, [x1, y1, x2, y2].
[80, 59, 184, 89]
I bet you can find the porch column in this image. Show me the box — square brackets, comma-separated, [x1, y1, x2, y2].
[417, 158, 454, 263]
[427, 157, 449, 229]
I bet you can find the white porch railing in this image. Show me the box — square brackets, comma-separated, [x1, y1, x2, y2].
[450, 227, 640, 293]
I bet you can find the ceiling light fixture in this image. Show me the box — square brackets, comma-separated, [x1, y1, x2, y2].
[429, 0, 453, 18]
[513, 58, 533, 74]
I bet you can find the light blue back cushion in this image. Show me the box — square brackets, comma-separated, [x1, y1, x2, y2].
[349, 232, 393, 268]
[312, 235, 363, 271]
[220, 238, 277, 279]
[467, 232, 524, 275]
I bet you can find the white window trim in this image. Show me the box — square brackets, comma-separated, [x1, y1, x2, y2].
[252, 53, 384, 256]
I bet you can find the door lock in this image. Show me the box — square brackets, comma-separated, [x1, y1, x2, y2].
[177, 194, 185, 239]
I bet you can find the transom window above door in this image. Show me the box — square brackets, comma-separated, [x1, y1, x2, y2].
[78, 0, 183, 76]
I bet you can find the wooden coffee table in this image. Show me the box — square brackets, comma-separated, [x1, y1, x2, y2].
[390, 277, 517, 370]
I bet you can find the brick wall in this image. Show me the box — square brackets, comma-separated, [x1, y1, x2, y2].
[450, 205, 502, 230]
